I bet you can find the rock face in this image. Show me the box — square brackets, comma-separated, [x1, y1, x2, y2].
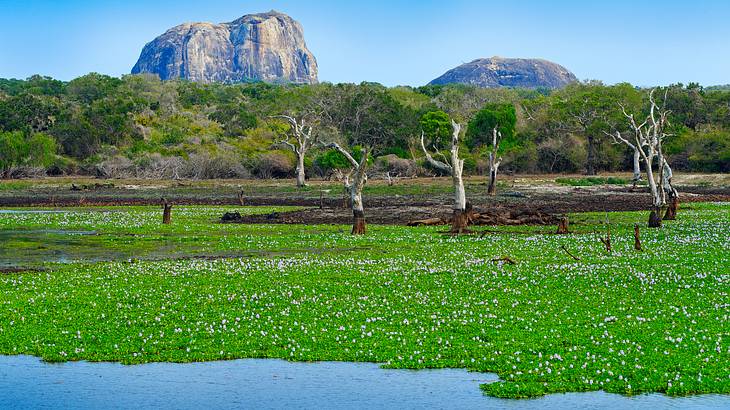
[429, 56, 577, 89]
[131, 11, 318, 84]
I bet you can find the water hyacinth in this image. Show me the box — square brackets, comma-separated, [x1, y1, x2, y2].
[0, 203, 728, 399]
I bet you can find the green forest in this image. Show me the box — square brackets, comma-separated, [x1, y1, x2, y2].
[1, 73, 728, 179]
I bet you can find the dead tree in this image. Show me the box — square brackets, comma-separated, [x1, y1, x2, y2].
[487, 127, 503, 196]
[271, 115, 315, 188]
[611, 89, 674, 227]
[662, 158, 679, 220]
[162, 199, 172, 224]
[326, 143, 369, 235]
[421, 120, 469, 233]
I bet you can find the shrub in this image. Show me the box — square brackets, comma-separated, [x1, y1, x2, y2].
[375, 154, 419, 177]
[555, 177, 628, 186]
[253, 152, 294, 179]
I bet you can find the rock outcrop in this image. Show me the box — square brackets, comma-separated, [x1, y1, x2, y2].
[429, 56, 577, 89]
[131, 10, 318, 84]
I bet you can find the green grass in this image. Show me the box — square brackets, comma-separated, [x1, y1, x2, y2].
[0, 181, 33, 191]
[0, 203, 728, 399]
[555, 177, 629, 186]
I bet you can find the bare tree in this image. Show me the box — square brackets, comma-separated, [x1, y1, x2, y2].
[486, 127, 503, 196]
[421, 120, 469, 233]
[271, 115, 315, 188]
[326, 142, 369, 234]
[610, 89, 677, 227]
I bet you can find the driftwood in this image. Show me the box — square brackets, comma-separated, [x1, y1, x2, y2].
[491, 256, 516, 265]
[407, 218, 445, 227]
[598, 213, 612, 253]
[407, 208, 558, 228]
[560, 244, 581, 261]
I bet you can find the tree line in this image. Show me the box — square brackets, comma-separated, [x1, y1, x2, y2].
[1, 74, 728, 182]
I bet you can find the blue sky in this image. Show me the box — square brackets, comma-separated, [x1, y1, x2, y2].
[1, 0, 728, 86]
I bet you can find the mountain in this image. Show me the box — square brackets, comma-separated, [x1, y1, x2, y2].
[131, 10, 318, 84]
[429, 56, 577, 89]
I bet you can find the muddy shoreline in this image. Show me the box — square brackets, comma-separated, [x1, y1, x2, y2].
[3, 184, 726, 225]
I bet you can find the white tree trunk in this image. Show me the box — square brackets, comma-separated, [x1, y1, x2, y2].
[486, 128, 502, 196]
[487, 153, 500, 196]
[296, 152, 306, 188]
[643, 153, 661, 208]
[662, 158, 676, 196]
[632, 147, 642, 184]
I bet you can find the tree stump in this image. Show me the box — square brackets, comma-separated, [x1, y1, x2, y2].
[450, 209, 469, 234]
[162, 199, 172, 225]
[663, 195, 679, 220]
[237, 191, 245, 206]
[556, 217, 569, 234]
[634, 224, 642, 251]
[351, 210, 366, 235]
[648, 208, 662, 228]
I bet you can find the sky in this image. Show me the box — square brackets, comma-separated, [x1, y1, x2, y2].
[1, 0, 729, 87]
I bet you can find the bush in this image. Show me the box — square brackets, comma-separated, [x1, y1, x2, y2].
[668, 130, 730, 172]
[555, 177, 628, 186]
[181, 152, 250, 179]
[253, 152, 294, 179]
[375, 154, 419, 177]
[98, 155, 135, 178]
[0, 131, 56, 177]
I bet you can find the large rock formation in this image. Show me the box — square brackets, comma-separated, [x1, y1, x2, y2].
[132, 10, 318, 84]
[429, 56, 577, 89]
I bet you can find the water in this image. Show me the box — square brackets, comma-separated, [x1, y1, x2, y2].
[0, 355, 726, 410]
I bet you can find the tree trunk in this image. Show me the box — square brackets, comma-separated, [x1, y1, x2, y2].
[451, 208, 468, 234]
[352, 209, 366, 235]
[634, 224, 642, 251]
[487, 169, 497, 196]
[662, 160, 678, 220]
[664, 194, 679, 220]
[349, 168, 367, 235]
[644, 155, 662, 210]
[631, 147, 642, 186]
[450, 155, 467, 233]
[556, 217, 569, 234]
[350, 189, 366, 235]
[296, 153, 306, 188]
[162, 200, 172, 225]
[648, 207, 662, 228]
[586, 135, 597, 175]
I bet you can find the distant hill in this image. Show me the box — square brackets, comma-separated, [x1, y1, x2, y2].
[131, 10, 318, 84]
[429, 56, 577, 89]
[707, 85, 730, 91]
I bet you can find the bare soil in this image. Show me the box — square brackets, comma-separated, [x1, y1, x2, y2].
[2, 175, 728, 226]
[225, 189, 729, 226]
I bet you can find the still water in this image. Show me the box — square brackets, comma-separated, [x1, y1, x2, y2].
[0, 355, 727, 410]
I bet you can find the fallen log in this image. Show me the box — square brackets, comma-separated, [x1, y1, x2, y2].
[407, 218, 445, 227]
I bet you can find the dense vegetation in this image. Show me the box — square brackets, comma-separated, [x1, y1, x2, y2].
[0, 203, 728, 398]
[0, 74, 728, 179]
